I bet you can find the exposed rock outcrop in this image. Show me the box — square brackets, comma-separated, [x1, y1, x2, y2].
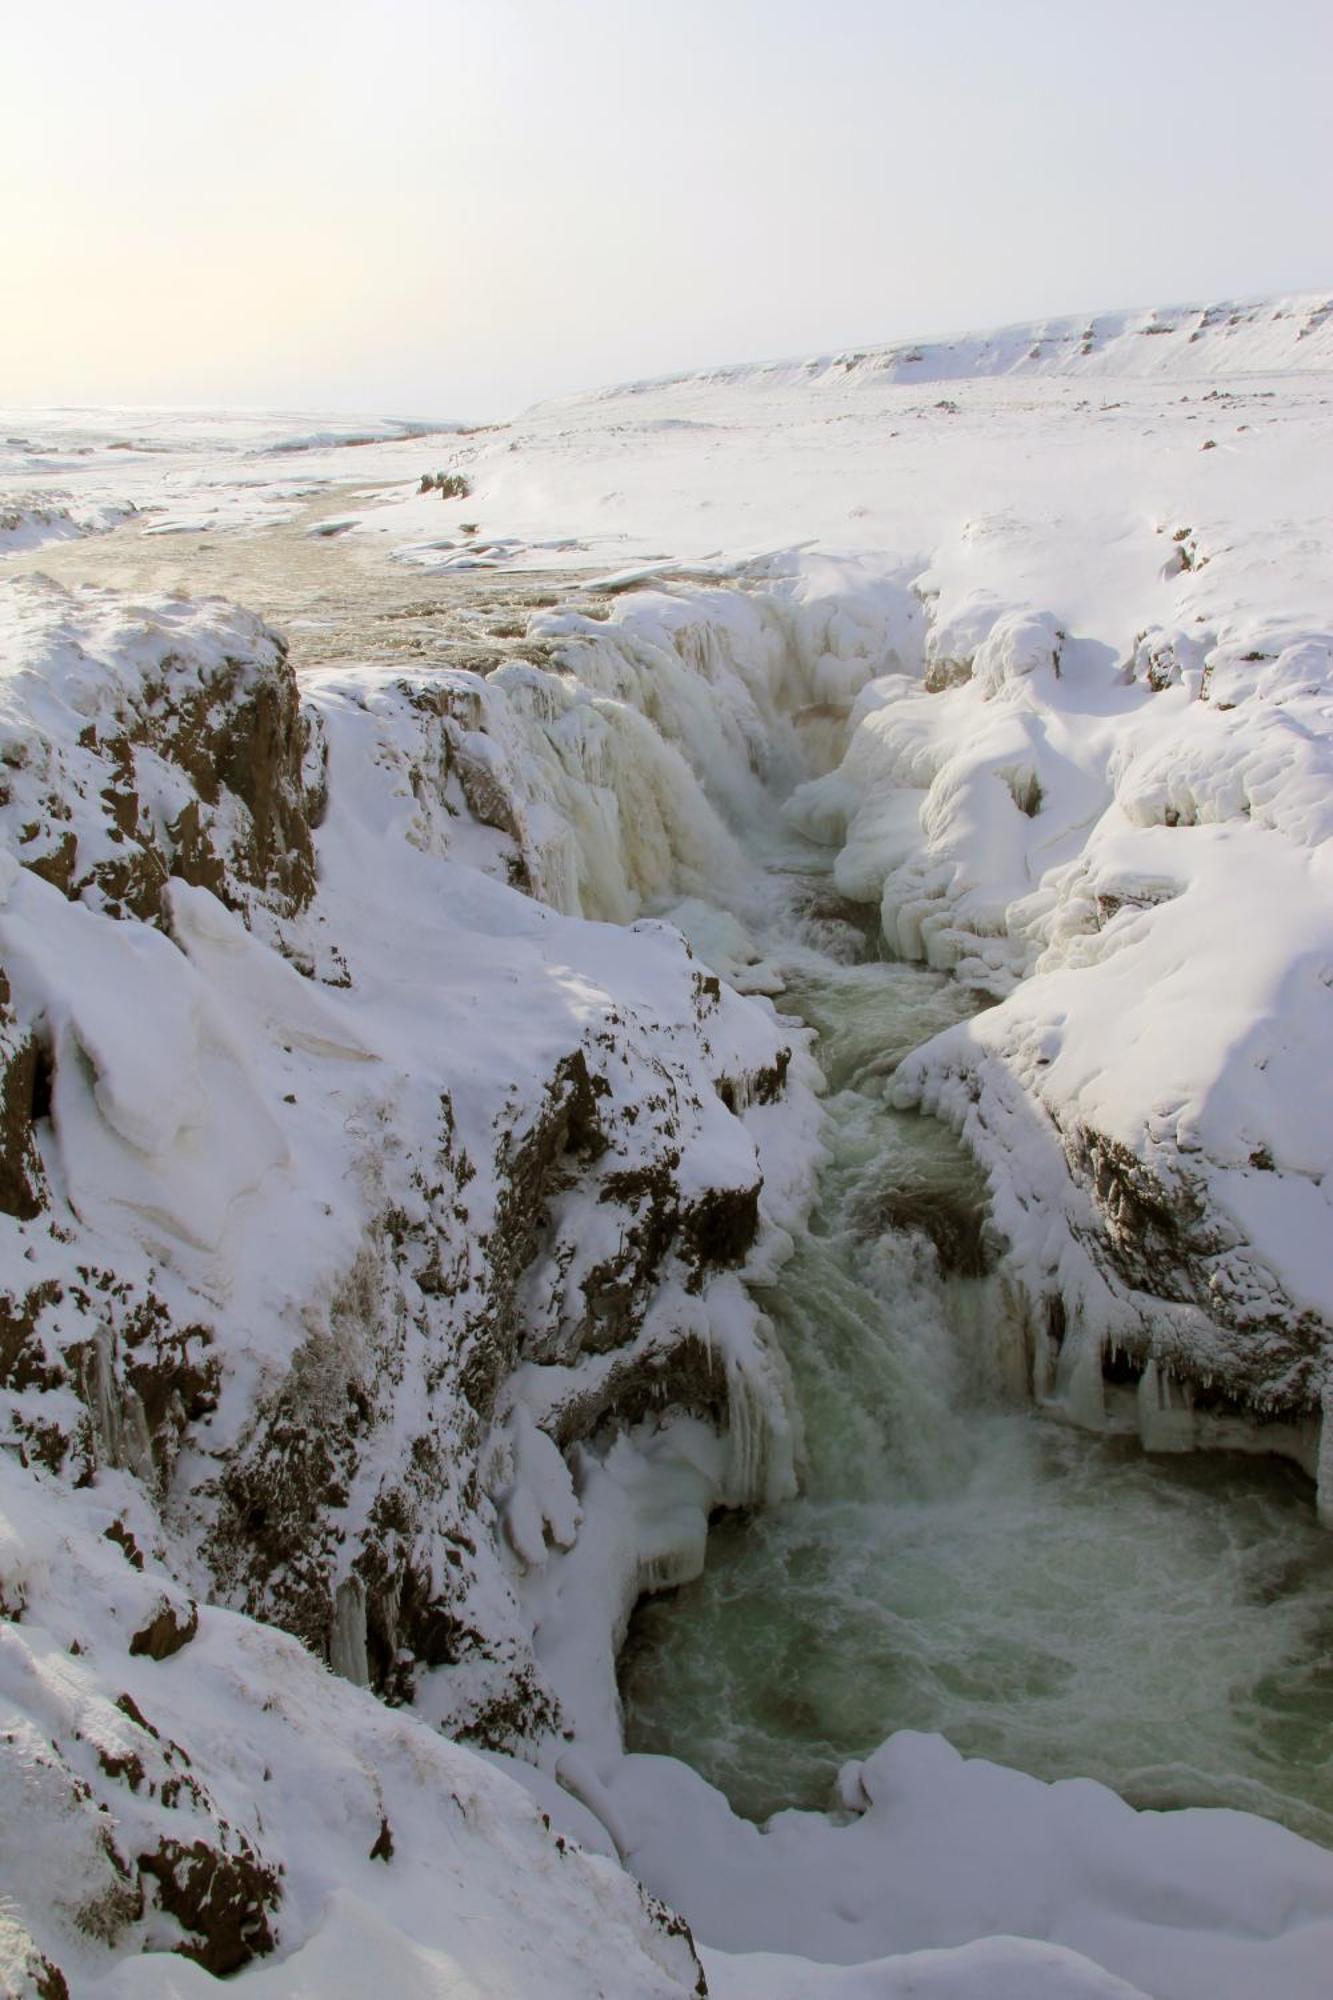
[0, 579, 324, 934]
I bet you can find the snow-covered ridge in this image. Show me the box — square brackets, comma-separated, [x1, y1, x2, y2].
[552, 292, 1333, 404]
[1, 409, 461, 460]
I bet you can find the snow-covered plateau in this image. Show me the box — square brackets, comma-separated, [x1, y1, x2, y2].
[2, 292, 1333, 1998]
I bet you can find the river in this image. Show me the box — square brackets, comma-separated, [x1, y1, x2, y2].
[622, 859, 1333, 1847]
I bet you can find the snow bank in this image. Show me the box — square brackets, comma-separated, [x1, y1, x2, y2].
[610, 1730, 1333, 2000]
[0, 1454, 706, 1999]
[0, 497, 132, 555]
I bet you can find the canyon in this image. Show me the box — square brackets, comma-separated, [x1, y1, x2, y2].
[2, 296, 1333, 1996]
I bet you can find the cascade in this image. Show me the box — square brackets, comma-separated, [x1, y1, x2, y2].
[522, 584, 1333, 1855]
[621, 901, 1333, 1847]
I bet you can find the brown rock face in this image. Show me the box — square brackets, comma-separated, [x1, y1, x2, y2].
[1, 598, 325, 932]
[0, 976, 46, 1222]
[129, 1597, 199, 1661]
[137, 1838, 280, 1976]
[1064, 1121, 1326, 1411]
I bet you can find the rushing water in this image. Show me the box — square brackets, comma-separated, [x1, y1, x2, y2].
[622, 903, 1333, 1846]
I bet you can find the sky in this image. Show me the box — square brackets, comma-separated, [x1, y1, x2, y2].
[5, 0, 1331, 420]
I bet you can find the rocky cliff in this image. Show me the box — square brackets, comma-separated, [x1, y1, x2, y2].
[0, 576, 813, 1989]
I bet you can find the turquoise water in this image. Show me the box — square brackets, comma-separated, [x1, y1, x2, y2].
[622, 948, 1333, 1843]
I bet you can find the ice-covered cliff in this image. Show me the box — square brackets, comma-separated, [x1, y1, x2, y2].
[0, 574, 825, 1988]
[787, 592, 1333, 1472]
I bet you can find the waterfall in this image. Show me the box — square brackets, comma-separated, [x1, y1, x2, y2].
[623, 942, 1333, 1845]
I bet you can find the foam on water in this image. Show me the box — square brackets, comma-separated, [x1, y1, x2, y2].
[622, 940, 1333, 1845]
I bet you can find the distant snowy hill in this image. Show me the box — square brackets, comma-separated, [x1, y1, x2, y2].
[560, 292, 1333, 403]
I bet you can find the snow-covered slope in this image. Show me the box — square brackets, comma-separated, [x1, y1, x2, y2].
[0, 1448, 709, 1999]
[559, 292, 1333, 401]
[3, 292, 1331, 561]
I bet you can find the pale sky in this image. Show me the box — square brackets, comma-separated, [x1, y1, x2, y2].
[5, 0, 1331, 419]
